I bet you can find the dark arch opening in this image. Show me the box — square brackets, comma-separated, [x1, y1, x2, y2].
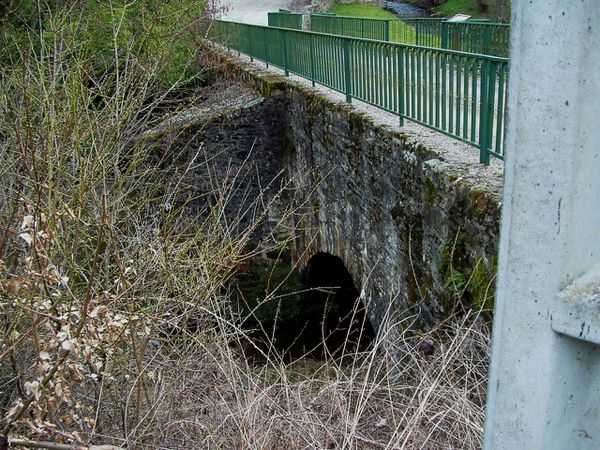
[299, 252, 375, 356]
[243, 252, 375, 360]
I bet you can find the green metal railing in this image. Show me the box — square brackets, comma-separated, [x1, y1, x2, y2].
[212, 20, 508, 164]
[311, 14, 390, 41]
[305, 15, 510, 58]
[438, 21, 509, 57]
[268, 11, 303, 30]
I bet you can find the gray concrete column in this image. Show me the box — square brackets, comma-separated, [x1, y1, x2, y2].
[483, 1, 600, 449]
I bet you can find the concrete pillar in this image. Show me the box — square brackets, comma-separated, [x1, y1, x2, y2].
[483, 2, 600, 449]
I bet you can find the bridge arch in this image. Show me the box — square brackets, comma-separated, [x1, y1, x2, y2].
[300, 251, 374, 355]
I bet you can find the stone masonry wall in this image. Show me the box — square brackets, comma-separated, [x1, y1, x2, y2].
[220, 57, 502, 330]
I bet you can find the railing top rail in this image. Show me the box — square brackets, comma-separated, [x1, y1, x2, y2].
[399, 17, 446, 20]
[218, 20, 510, 63]
[310, 13, 391, 22]
[270, 10, 303, 15]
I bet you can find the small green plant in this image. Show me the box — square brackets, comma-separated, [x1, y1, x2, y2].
[441, 230, 496, 311]
[445, 267, 467, 294]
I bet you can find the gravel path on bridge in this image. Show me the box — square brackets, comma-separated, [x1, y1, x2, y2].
[221, 0, 292, 24]
[227, 50, 505, 188]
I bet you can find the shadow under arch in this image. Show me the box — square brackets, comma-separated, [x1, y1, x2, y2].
[299, 251, 375, 355]
[244, 251, 375, 359]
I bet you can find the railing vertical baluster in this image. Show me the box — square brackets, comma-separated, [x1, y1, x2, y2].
[343, 38, 352, 103]
[435, 53, 440, 128]
[387, 44, 393, 111]
[441, 21, 449, 50]
[281, 31, 289, 76]
[494, 64, 506, 156]
[441, 53, 447, 131]
[486, 61, 498, 157]
[385, 20, 390, 42]
[263, 27, 269, 68]
[309, 32, 316, 87]
[483, 26, 493, 58]
[448, 57, 454, 132]
[428, 49, 434, 126]
[399, 46, 405, 126]
[479, 59, 491, 165]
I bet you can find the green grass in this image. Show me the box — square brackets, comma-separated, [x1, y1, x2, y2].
[327, 3, 417, 44]
[330, 3, 397, 20]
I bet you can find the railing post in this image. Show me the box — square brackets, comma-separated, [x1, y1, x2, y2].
[281, 31, 289, 76]
[248, 27, 254, 62]
[399, 46, 405, 126]
[478, 59, 492, 165]
[385, 20, 390, 42]
[263, 27, 269, 68]
[441, 20, 450, 50]
[343, 38, 352, 103]
[309, 33, 316, 87]
[483, 25, 493, 56]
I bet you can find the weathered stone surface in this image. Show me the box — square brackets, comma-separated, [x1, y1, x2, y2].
[141, 85, 264, 140]
[209, 56, 502, 329]
[147, 81, 292, 248]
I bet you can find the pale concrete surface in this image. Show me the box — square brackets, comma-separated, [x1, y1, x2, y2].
[221, 0, 293, 24]
[483, 1, 600, 449]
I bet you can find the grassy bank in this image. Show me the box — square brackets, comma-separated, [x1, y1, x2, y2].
[330, 3, 397, 19]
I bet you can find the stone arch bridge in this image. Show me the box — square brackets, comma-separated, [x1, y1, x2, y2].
[154, 53, 502, 330]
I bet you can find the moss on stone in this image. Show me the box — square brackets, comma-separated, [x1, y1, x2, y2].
[260, 76, 287, 98]
[424, 177, 437, 205]
[439, 231, 497, 311]
[470, 188, 489, 218]
[467, 257, 496, 311]
[232, 257, 303, 323]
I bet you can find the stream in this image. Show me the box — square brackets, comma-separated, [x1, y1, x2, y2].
[383, 1, 429, 18]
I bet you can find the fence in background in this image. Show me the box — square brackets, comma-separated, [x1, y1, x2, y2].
[311, 14, 391, 41]
[267, 11, 303, 30]
[212, 20, 508, 164]
[303, 15, 510, 57]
